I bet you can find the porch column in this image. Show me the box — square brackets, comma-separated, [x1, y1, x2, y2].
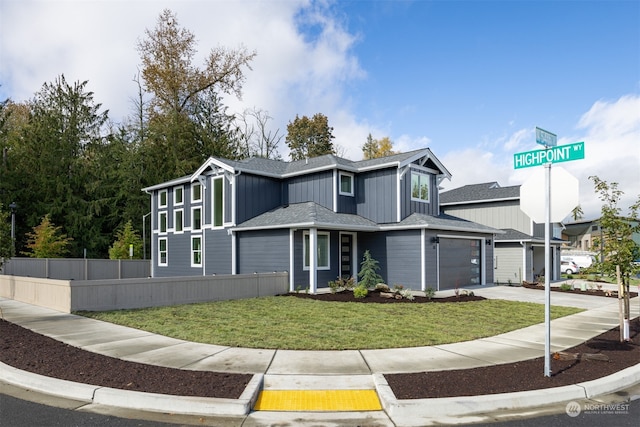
[289, 229, 295, 292]
[309, 227, 317, 294]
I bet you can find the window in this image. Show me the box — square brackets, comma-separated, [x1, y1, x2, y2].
[192, 207, 202, 231]
[174, 186, 184, 205]
[339, 172, 354, 196]
[411, 171, 429, 202]
[174, 209, 183, 233]
[159, 190, 168, 208]
[192, 182, 202, 203]
[159, 211, 167, 233]
[303, 232, 330, 270]
[191, 237, 202, 267]
[158, 238, 168, 266]
[213, 177, 223, 227]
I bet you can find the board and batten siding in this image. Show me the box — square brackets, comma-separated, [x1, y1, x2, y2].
[236, 229, 289, 274]
[286, 171, 333, 210]
[443, 201, 530, 235]
[235, 174, 282, 224]
[356, 168, 397, 223]
[494, 243, 524, 284]
[400, 168, 439, 219]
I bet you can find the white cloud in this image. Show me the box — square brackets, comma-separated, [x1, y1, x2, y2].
[438, 95, 640, 221]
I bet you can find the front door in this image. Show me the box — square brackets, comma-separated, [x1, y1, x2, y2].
[340, 233, 353, 279]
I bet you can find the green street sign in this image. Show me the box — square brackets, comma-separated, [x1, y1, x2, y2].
[514, 141, 584, 169]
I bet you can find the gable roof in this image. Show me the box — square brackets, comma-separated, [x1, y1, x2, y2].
[194, 148, 452, 181]
[440, 182, 520, 205]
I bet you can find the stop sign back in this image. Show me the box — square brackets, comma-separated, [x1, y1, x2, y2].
[519, 166, 579, 223]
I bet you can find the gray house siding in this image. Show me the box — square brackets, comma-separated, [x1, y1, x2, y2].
[205, 229, 232, 275]
[337, 194, 357, 214]
[237, 229, 289, 274]
[356, 168, 397, 223]
[235, 174, 282, 224]
[286, 171, 333, 210]
[443, 201, 531, 235]
[155, 232, 192, 277]
[400, 168, 439, 219]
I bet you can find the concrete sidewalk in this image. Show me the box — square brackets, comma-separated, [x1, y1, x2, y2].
[1, 285, 639, 426]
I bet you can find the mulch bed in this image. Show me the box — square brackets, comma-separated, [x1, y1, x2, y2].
[386, 319, 640, 399]
[521, 281, 638, 298]
[284, 288, 486, 303]
[0, 319, 252, 399]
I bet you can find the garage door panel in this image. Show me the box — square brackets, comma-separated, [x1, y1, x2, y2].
[439, 238, 481, 290]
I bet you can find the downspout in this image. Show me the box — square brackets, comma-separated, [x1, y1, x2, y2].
[421, 228, 426, 291]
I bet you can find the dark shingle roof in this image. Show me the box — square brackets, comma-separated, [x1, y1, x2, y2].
[389, 213, 503, 234]
[233, 202, 378, 231]
[440, 182, 520, 205]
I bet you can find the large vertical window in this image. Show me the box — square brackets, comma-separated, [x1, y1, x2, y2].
[191, 237, 202, 267]
[174, 209, 183, 233]
[158, 238, 168, 266]
[192, 207, 202, 231]
[159, 211, 167, 233]
[339, 172, 354, 196]
[158, 190, 168, 208]
[213, 177, 223, 227]
[303, 231, 330, 270]
[411, 171, 430, 202]
[174, 186, 184, 206]
[191, 182, 202, 203]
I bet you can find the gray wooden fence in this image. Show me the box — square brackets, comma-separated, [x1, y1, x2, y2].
[1, 257, 150, 280]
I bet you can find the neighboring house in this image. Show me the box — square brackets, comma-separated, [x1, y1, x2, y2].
[563, 218, 640, 263]
[440, 182, 564, 283]
[142, 149, 500, 292]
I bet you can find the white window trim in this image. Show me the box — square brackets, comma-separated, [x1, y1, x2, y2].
[158, 237, 168, 267]
[158, 189, 168, 208]
[191, 206, 202, 231]
[174, 209, 184, 233]
[158, 211, 168, 234]
[338, 171, 354, 197]
[191, 236, 202, 267]
[174, 185, 184, 206]
[410, 170, 430, 203]
[303, 231, 330, 271]
[191, 182, 202, 203]
[212, 176, 224, 228]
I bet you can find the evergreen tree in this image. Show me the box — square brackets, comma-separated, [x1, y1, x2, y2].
[22, 214, 73, 258]
[109, 220, 143, 259]
[357, 250, 383, 289]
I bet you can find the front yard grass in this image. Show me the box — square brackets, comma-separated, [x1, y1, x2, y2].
[77, 298, 582, 350]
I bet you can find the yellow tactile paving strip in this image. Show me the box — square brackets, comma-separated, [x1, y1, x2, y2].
[254, 390, 382, 411]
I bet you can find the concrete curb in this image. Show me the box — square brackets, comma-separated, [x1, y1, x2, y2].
[0, 361, 264, 416]
[374, 363, 640, 426]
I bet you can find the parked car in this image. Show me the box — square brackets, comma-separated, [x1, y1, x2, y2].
[561, 260, 580, 275]
[561, 254, 595, 269]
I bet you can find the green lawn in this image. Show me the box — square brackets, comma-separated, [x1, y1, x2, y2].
[77, 297, 582, 350]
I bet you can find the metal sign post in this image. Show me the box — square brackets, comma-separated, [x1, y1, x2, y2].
[515, 128, 584, 378]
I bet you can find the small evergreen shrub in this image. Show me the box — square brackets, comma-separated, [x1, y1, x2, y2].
[353, 286, 368, 299]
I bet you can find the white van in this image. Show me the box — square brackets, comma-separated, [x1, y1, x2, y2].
[561, 254, 595, 269]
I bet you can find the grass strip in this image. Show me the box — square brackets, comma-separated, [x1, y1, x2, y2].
[77, 298, 582, 350]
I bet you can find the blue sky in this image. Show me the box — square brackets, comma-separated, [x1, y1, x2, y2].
[1, 0, 639, 219]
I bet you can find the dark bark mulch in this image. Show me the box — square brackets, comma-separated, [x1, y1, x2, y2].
[0, 319, 252, 399]
[521, 282, 638, 298]
[386, 319, 640, 399]
[283, 288, 486, 303]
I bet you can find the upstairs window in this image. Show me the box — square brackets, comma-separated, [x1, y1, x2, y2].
[174, 186, 184, 205]
[411, 171, 430, 202]
[213, 176, 223, 227]
[339, 172, 354, 196]
[174, 209, 183, 233]
[192, 207, 202, 231]
[192, 182, 202, 203]
[159, 211, 167, 233]
[158, 189, 168, 208]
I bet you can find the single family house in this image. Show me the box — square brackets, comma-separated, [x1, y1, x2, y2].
[142, 149, 500, 292]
